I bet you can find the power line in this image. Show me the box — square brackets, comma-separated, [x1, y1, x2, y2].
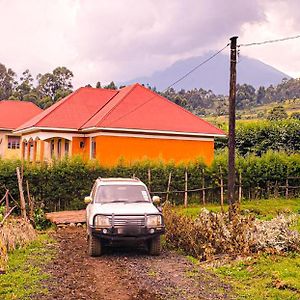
[164, 43, 229, 91]
[106, 43, 230, 126]
[238, 34, 300, 47]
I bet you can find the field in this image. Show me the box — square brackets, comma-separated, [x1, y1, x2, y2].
[204, 98, 300, 124]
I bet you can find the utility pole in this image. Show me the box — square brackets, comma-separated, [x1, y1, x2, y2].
[228, 36, 238, 218]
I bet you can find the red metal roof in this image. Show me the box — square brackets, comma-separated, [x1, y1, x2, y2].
[18, 87, 118, 130]
[0, 100, 42, 130]
[16, 84, 225, 136]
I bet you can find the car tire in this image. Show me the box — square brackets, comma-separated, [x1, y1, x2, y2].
[148, 236, 161, 256]
[88, 234, 103, 257]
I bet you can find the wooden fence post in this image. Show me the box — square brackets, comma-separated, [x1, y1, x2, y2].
[16, 167, 27, 220]
[238, 172, 242, 204]
[26, 180, 34, 221]
[184, 169, 188, 208]
[166, 172, 172, 202]
[219, 167, 224, 212]
[285, 177, 289, 199]
[202, 169, 206, 205]
[5, 190, 9, 215]
[148, 169, 151, 192]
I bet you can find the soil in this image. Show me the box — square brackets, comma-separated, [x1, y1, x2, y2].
[34, 227, 233, 300]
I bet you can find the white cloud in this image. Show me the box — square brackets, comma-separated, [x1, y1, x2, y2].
[0, 0, 298, 88]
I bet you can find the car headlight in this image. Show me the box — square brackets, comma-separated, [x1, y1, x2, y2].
[94, 215, 110, 228]
[146, 215, 162, 227]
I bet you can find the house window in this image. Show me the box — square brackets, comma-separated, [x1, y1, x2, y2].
[8, 136, 20, 149]
[65, 140, 69, 156]
[91, 138, 96, 159]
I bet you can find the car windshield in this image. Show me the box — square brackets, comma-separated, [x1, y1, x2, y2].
[95, 185, 151, 203]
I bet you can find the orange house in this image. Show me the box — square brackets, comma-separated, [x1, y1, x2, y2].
[15, 84, 225, 166]
[0, 100, 42, 160]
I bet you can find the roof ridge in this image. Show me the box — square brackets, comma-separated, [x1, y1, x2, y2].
[143, 86, 226, 134]
[79, 89, 119, 129]
[34, 88, 83, 128]
[97, 84, 139, 126]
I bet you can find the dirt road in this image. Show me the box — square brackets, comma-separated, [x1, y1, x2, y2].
[36, 227, 233, 300]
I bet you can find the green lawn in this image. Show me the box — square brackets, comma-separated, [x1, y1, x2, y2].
[175, 198, 300, 220]
[215, 253, 300, 300]
[0, 234, 55, 300]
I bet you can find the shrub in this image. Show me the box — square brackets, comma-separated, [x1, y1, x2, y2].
[163, 204, 300, 260]
[0, 218, 36, 272]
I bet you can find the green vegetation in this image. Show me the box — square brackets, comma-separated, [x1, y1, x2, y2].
[0, 234, 55, 300]
[215, 119, 300, 155]
[0, 150, 299, 211]
[215, 253, 300, 300]
[175, 198, 300, 220]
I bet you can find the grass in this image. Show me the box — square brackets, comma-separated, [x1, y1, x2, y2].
[215, 253, 300, 300]
[175, 198, 300, 220]
[0, 233, 56, 300]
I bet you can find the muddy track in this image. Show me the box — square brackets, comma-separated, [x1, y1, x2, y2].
[34, 228, 233, 300]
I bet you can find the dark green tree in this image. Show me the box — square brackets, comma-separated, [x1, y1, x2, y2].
[267, 105, 288, 121]
[11, 69, 34, 101]
[0, 63, 16, 100]
[104, 81, 117, 90]
[37, 66, 73, 108]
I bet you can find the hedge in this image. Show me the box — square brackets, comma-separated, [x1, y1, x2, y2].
[0, 151, 299, 212]
[215, 119, 300, 155]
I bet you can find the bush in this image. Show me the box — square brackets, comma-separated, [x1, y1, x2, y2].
[216, 119, 300, 155]
[0, 151, 299, 211]
[163, 204, 300, 260]
[0, 218, 36, 271]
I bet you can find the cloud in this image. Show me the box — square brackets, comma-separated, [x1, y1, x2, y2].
[0, 0, 298, 88]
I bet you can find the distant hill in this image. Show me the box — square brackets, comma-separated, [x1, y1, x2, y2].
[123, 53, 291, 95]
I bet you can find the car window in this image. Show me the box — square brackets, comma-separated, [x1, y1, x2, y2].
[95, 185, 150, 203]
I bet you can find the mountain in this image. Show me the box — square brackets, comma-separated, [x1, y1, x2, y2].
[122, 53, 291, 95]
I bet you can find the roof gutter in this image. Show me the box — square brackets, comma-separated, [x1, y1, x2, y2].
[14, 126, 79, 134]
[81, 126, 226, 138]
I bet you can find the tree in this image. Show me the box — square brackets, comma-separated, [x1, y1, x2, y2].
[267, 106, 288, 121]
[95, 82, 101, 88]
[236, 84, 256, 109]
[103, 81, 117, 90]
[256, 86, 266, 104]
[37, 66, 73, 108]
[11, 69, 34, 101]
[0, 63, 16, 100]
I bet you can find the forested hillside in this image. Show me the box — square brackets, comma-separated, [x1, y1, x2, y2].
[1, 62, 299, 115]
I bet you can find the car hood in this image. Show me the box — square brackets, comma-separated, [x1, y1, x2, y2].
[91, 202, 160, 215]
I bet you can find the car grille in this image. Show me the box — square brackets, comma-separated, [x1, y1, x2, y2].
[109, 216, 145, 227]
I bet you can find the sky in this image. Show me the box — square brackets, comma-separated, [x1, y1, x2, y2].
[0, 0, 299, 88]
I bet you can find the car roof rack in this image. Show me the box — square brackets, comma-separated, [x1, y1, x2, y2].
[97, 177, 141, 182]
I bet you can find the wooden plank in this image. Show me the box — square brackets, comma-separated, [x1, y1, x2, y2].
[45, 210, 86, 224]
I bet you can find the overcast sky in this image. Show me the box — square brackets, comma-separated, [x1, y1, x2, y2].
[0, 0, 299, 88]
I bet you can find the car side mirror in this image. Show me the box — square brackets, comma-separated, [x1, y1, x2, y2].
[152, 196, 161, 205]
[84, 196, 92, 204]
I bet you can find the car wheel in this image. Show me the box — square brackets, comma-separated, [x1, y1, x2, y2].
[88, 234, 103, 257]
[148, 236, 161, 256]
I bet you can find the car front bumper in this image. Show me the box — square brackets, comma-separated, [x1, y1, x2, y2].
[91, 226, 165, 241]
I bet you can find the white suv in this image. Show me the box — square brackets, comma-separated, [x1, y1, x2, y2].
[85, 177, 165, 256]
